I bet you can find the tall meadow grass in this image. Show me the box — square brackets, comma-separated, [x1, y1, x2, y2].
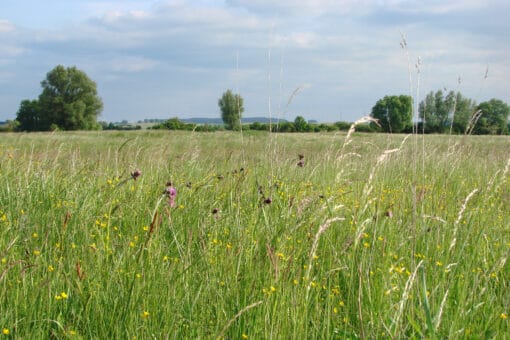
[0, 130, 509, 338]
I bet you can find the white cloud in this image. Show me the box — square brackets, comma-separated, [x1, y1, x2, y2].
[380, 0, 488, 14]
[0, 19, 15, 33]
[111, 56, 160, 73]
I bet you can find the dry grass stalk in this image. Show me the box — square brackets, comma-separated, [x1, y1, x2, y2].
[392, 260, 423, 336]
[435, 289, 449, 331]
[217, 300, 263, 339]
[449, 188, 478, 252]
[305, 217, 344, 295]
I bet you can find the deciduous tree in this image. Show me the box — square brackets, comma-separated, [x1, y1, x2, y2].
[473, 99, 510, 135]
[419, 90, 475, 133]
[370, 95, 412, 133]
[219, 90, 244, 130]
[16, 65, 103, 131]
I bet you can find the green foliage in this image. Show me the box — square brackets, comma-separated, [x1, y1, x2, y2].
[419, 90, 476, 133]
[334, 121, 351, 131]
[371, 95, 412, 133]
[16, 65, 103, 131]
[100, 122, 142, 130]
[451, 92, 477, 133]
[151, 117, 222, 132]
[14, 100, 40, 131]
[472, 99, 510, 135]
[294, 116, 309, 132]
[0, 120, 19, 132]
[219, 89, 244, 130]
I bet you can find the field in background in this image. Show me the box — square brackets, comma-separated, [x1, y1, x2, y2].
[0, 130, 509, 338]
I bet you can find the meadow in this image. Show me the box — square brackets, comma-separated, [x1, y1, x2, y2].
[0, 129, 509, 338]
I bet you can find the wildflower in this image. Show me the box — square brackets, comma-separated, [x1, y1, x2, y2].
[501, 313, 508, 320]
[142, 311, 150, 319]
[298, 154, 304, 160]
[33, 250, 41, 256]
[48, 265, 55, 272]
[55, 292, 68, 300]
[297, 160, 304, 167]
[242, 334, 248, 339]
[164, 182, 177, 207]
[2, 328, 9, 335]
[264, 197, 272, 205]
[131, 169, 142, 180]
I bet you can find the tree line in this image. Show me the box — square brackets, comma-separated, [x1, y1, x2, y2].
[6, 65, 510, 134]
[370, 92, 510, 134]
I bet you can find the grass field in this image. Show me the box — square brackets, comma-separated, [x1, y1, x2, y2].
[0, 130, 509, 338]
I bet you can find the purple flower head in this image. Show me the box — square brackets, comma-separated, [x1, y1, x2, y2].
[297, 160, 305, 167]
[165, 182, 177, 207]
[131, 169, 142, 180]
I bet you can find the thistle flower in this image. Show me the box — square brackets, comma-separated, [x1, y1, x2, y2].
[165, 182, 177, 207]
[131, 169, 142, 180]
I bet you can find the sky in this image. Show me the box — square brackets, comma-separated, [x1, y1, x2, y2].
[1, 0, 509, 123]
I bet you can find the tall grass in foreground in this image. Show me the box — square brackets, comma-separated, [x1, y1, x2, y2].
[0, 130, 509, 338]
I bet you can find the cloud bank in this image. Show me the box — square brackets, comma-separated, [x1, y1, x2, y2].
[0, 0, 508, 122]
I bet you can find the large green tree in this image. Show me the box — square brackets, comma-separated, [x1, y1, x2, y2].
[419, 90, 476, 133]
[472, 99, 510, 135]
[371, 95, 412, 133]
[15, 100, 40, 132]
[218, 89, 244, 130]
[16, 65, 103, 131]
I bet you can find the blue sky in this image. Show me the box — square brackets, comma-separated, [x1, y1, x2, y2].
[1, 0, 509, 123]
